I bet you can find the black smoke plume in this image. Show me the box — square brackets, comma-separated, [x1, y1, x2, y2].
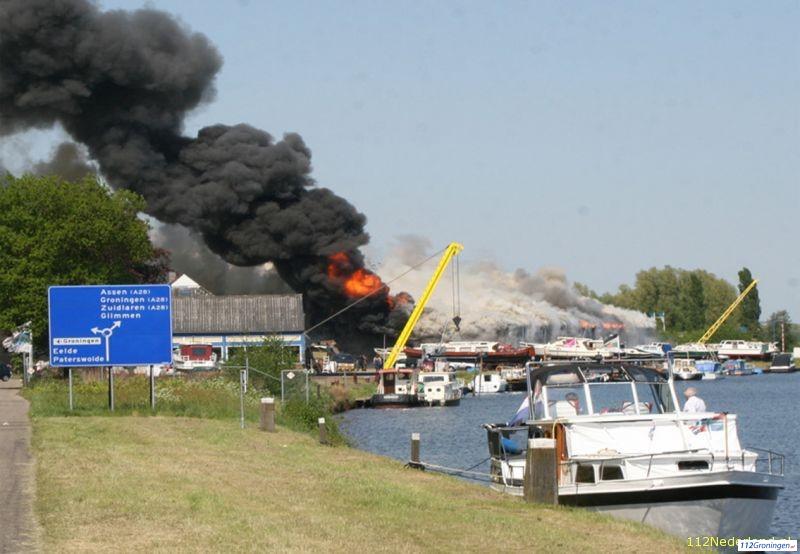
[0, 0, 400, 347]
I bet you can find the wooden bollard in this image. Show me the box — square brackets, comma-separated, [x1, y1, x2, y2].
[523, 438, 558, 505]
[259, 397, 275, 432]
[409, 432, 421, 468]
[318, 417, 328, 445]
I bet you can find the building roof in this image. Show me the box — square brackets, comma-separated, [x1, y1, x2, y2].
[173, 294, 304, 334]
[172, 274, 202, 289]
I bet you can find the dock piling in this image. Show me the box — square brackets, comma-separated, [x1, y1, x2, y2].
[260, 397, 275, 432]
[318, 417, 328, 444]
[410, 432, 421, 468]
[523, 438, 558, 505]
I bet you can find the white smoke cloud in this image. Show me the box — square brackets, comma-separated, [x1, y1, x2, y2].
[378, 237, 654, 345]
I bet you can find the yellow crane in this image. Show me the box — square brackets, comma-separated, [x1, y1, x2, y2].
[383, 242, 464, 369]
[697, 279, 759, 344]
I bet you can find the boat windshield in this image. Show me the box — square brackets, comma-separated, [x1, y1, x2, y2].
[532, 363, 676, 418]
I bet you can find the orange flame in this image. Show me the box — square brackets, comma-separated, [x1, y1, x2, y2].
[327, 251, 387, 299]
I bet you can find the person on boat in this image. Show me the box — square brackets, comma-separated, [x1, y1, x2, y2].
[683, 387, 707, 412]
[565, 392, 582, 414]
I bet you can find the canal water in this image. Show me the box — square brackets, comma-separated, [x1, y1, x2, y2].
[340, 373, 799, 537]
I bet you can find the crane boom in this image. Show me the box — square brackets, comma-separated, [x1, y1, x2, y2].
[697, 279, 759, 344]
[383, 242, 464, 369]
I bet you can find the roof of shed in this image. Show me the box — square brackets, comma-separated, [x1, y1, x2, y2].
[172, 294, 304, 334]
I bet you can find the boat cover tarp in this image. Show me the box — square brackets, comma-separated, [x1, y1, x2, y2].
[565, 416, 742, 457]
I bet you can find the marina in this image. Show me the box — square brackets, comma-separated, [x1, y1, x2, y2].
[340, 371, 800, 537]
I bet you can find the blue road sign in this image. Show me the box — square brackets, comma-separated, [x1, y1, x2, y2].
[48, 285, 173, 367]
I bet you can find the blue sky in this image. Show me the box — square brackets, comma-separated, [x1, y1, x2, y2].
[14, 1, 800, 318]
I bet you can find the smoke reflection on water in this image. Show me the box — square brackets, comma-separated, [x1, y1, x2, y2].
[339, 374, 800, 537]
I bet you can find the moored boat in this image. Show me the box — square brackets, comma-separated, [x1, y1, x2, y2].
[670, 358, 703, 381]
[470, 372, 508, 393]
[404, 342, 535, 368]
[672, 342, 717, 359]
[371, 369, 421, 408]
[419, 371, 463, 406]
[717, 340, 769, 361]
[695, 360, 725, 380]
[525, 337, 605, 360]
[499, 366, 528, 391]
[768, 353, 796, 373]
[483, 361, 784, 538]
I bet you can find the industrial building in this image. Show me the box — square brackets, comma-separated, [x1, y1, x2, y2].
[170, 275, 306, 363]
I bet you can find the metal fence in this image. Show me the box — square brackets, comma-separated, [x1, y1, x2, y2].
[280, 369, 310, 403]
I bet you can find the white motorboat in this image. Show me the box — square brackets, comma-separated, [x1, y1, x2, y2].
[470, 372, 508, 393]
[526, 337, 605, 360]
[419, 371, 462, 406]
[670, 358, 703, 381]
[633, 342, 671, 357]
[672, 342, 717, 359]
[716, 340, 769, 361]
[499, 366, 527, 391]
[484, 361, 783, 538]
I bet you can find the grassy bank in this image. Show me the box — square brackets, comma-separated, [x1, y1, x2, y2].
[22, 375, 346, 443]
[30, 417, 683, 553]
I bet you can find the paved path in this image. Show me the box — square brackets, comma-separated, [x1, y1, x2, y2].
[0, 379, 36, 553]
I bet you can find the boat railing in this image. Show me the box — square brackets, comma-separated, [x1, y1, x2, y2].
[743, 446, 785, 477]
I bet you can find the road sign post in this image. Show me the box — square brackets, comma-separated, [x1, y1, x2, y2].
[108, 366, 115, 411]
[48, 285, 172, 412]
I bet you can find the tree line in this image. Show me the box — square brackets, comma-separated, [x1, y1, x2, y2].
[0, 174, 168, 349]
[576, 267, 796, 348]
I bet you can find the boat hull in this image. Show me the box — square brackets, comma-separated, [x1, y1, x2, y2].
[580, 488, 777, 539]
[370, 394, 420, 408]
[769, 366, 796, 373]
[493, 473, 781, 539]
[674, 372, 703, 381]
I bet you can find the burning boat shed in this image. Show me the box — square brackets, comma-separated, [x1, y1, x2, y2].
[171, 277, 306, 363]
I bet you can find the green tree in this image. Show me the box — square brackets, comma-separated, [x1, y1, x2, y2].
[676, 273, 706, 331]
[0, 174, 168, 348]
[737, 267, 761, 335]
[225, 337, 296, 395]
[764, 310, 795, 351]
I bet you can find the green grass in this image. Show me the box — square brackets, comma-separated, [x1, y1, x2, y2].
[23, 375, 346, 443]
[30, 417, 685, 553]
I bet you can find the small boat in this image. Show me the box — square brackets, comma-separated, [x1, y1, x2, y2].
[470, 372, 508, 393]
[526, 337, 605, 360]
[717, 340, 769, 361]
[695, 360, 725, 380]
[671, 358, 702, 380]
[419, 371, 463, 406]
[671, 342, 716, 359]
[722, 359, 757, 377]
[768, 353, 796, 373]
[633, 342, 672, 357]
[483, 361, 784, 538]
[404, 342, 535, 368]
[499, 366, 528, 391]
[371, 369, 421, 408]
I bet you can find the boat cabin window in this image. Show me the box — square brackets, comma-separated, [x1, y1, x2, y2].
[422, 375, 445, 383]
[600, 465, 624, 480]
[575, 464, 595, 483]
